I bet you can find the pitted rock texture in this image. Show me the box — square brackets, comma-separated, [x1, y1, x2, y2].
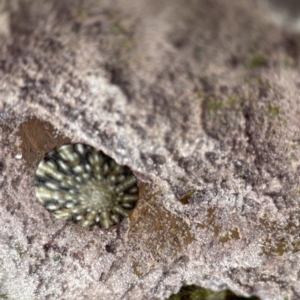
[1, 0, 300, 299]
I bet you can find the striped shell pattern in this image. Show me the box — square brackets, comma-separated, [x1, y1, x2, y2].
[35, 143, 138, 229]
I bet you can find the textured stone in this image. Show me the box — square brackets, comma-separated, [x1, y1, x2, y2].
[0, 0, 300, 299]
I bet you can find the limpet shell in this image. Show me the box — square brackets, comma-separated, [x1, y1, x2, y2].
[35, 143, 138, 229]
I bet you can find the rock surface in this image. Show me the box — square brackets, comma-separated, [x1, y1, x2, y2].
[1, 0, 300, 299]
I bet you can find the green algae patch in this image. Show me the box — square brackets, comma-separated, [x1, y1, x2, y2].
[128, 184, 195, 276]
[202, 95, 244, 141]
[17, 244, 27, 258]
[52, 254, 61, 262]
[247, 55, 268, 69]
[256, 76, 271, 91]
[167, 284, 260, 300]
[204, 97, 223, 111]
[267, 105, 280, 116]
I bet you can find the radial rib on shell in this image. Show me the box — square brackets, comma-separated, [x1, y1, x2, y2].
[35, 143, 138, 229]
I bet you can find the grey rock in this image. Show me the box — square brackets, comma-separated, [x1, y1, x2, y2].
[0, 0, 300, 299]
